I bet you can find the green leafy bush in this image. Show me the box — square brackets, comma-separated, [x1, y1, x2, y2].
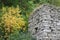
[8, 32, 35, 40]
[1, 0, 19, 6]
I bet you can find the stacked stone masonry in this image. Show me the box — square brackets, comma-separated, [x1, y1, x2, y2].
[28, 4, 60, 40]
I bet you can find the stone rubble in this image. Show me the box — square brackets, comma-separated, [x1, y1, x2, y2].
[28, 4, 60, 40]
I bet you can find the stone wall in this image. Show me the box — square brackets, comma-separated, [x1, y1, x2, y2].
[28, 4, 60, 40]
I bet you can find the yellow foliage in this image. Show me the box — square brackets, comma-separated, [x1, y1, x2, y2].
[1, 5, 26, 33]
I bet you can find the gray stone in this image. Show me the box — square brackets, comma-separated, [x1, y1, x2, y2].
[28, 4, 60, 40]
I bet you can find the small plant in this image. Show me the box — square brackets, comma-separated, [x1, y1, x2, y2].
[0, 5, 26, 40]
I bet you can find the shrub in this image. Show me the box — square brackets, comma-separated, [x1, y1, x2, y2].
[1, 0, 19, 6]
[0, 5, 26, 40]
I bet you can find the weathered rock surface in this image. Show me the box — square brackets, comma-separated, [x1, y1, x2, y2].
[28, 4, 60, 40]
